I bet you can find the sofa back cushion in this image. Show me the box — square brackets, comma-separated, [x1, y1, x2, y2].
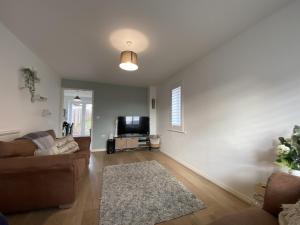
[0, 130, 56, 158]
[0, 139, 36, 158]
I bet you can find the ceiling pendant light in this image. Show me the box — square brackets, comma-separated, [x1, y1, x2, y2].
[73, 95, 81, 102]
[119, 41, 138, 71]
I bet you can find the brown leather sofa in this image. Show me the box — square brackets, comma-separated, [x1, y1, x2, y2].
[0, 130, 91, 213]
[209, 172, 300, 225]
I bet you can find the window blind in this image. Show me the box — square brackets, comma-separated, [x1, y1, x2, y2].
[171, 86, 182, 127]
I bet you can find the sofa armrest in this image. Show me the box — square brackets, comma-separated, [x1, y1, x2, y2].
[74, 136, 91, 151]
[263, 172, 300, 216]
[0, 155, 76, 213]
[73, 137, 91, 166]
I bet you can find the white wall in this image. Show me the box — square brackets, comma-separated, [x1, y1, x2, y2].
[157, 1, 300, 202]
[0, 22, 61, 137]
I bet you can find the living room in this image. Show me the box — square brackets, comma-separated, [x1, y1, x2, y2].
[1, 1, 300, 225]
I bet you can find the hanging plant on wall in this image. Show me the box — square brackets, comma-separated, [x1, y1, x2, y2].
[19, 67, 47, 103]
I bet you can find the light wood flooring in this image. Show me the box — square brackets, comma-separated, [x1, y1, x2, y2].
[7, 151, 249, 225]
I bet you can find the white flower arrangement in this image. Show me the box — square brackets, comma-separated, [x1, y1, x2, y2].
[277, 145, 291, 155]
[276, 126, 300, 171]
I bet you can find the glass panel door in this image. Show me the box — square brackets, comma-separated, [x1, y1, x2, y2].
[71, 103, 83, 136]
[69, 103, 92, 137]
[63, 89, 93, 137]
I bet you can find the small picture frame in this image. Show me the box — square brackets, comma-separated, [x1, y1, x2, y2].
[152, 98, 156, 109]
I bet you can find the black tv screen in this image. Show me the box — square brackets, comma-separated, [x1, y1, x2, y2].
[117, 116, 149, 136]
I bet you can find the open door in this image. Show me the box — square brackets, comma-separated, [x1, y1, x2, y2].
[62, 89, 93, 137]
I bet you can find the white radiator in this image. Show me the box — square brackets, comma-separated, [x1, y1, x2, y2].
[0, 130, 21, 141]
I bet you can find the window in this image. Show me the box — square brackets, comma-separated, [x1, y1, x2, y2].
[125, 116, 140, 125]
[170, 85, 183, 131]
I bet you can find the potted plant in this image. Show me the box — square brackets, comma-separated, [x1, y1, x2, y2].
[276, 125, 300, 176]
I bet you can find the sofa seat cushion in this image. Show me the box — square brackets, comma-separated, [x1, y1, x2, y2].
[0, 139, 36, 158]
[209, 208, 278, 225]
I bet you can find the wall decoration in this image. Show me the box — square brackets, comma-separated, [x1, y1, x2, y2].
[19, 67, 47, 102]
[152, 98, 156, 109]
[41, 109, 52, 117]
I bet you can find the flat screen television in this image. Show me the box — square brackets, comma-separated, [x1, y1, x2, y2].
[117, 116, 149, 136]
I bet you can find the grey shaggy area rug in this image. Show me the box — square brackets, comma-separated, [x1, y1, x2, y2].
[100, 160, 205, 225]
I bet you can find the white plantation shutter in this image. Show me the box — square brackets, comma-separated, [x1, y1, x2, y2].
[171, 86, 182, 127]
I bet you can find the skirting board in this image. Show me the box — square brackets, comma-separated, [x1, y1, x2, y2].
[161, 150, 253, 205]
[91, 148, 106, 152]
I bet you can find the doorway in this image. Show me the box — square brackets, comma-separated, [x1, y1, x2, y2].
[62, 89, 93, 137]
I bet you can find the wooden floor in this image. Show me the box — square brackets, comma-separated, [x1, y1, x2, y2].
[7, 151, 249, 225]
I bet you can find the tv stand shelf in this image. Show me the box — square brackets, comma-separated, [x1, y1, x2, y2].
[115, 136, 150, 151]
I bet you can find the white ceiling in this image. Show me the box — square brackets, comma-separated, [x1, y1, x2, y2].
[64, 89, 93, 98]
[0, 0, 292, 87]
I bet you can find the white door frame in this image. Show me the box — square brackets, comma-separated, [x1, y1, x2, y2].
[61, 88, 94, 145]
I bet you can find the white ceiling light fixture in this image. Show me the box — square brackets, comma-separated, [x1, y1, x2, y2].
[73, 95, 81, 102]
[119, 41, 138, 71]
